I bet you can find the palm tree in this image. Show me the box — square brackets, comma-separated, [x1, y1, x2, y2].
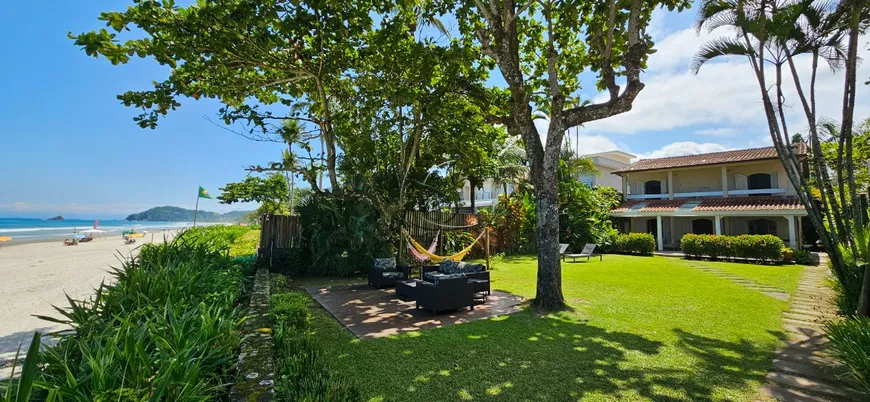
[491, 137, 531, 197]
[279, 120, 303, 214]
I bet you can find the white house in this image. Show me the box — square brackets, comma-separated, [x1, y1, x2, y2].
[610, 145, 809, 250]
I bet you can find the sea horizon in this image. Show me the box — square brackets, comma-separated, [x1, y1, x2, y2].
[0, 217, 196, 243]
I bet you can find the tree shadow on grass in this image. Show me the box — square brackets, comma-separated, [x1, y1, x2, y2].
[346, 314, 778, 401]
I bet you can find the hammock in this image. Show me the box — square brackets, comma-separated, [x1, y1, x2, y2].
[407, 230, 440, 262]
[405, 229, 486, 263]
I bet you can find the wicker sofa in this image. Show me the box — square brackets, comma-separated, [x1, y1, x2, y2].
[368, 257, 410, 288]
[422, 260, 490, 294]
[415, 277, 474, 314]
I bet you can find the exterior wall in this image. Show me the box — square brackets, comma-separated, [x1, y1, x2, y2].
[622, 159, 795, 196]
[458, 178, 514, 208]
[595, 165, 624, 190]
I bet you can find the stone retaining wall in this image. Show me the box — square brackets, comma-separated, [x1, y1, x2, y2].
[229, 267, 275, 402]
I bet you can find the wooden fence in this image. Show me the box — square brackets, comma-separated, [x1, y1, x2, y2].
[404, 210, 479, 254]
[258, 214, 301, 263]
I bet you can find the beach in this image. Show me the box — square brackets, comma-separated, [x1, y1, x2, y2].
[0, 231, 178, 378]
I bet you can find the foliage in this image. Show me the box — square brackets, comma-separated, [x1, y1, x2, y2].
[478, 195, 536, 255]
[229, 229, 261, 257]
[792, 249, 816, 265]
[681, 234, 785, 263]
[557, 149, 621, 252]
[2, 332, 40, 402]
[302, 254, 798, 401]
[826, 316, 870, 396]
[219, 173, 291, 214]
[614, 233, 656, 255]
[443, 230, 482, 258]
[16, 226, 254, 400]
[297, 192, 386, 276]
[271, 285, 359, 401]
[125, 206, 249, 222]
[271, 292, 311, 330]
[835, 223, 870, 315]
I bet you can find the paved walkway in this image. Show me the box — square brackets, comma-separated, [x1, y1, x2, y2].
[761, 255, 863, 401]
[308, 284, 522, 339]
[687, 261, 790, 301]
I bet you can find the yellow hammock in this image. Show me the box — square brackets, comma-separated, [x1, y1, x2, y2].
[404, 229, 486, 263]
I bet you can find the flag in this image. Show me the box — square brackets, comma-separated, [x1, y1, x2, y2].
[198, 186, 214, 199]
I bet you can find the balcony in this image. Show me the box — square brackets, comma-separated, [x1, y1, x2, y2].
[626, 188, 786, 200]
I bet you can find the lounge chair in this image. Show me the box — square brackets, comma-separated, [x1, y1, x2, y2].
[63, 239, 77, 246]
[563, 243, 602, 262]
[559, 243, 569, 260]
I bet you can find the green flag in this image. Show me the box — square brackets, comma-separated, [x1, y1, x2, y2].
[198, 186, 214, 199]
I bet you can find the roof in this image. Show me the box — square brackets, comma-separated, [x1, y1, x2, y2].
[611, 196, 804, 213]
[582, 150, 637, 160]
[613, 145, 807, 174]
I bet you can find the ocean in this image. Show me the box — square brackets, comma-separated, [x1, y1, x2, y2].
[0, 218, 194, 243]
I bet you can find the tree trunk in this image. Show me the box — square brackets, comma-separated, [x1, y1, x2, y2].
[532, 169, 565, 310]
[469, 176, 478, 210]
[858, 264, 870, 317]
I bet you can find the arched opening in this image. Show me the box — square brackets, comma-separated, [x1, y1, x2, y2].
[748, 173, 772, 190]
[692, 219, 714, 235]
[645, 218, 658, 236]
[748, 218, 778, 236]
[644, 180, 662, 195]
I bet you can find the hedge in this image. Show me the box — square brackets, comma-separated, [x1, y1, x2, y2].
[681, 234, 784, 262]
[614, 233, 656, 255]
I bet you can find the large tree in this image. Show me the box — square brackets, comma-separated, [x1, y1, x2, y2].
[450, 0, 690, 309]
[71, 0, 395, 191]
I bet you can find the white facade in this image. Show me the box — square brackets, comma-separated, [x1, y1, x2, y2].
[578, 150, 636, 190]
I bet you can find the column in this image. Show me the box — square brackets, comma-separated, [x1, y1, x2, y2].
[721, 166, 729, 197]
[622, 174, 628, 196]
[656, 215, 664, 251]
[668, 171, 674, 199]
[669, 218, 675, 246]
[787, 216, 796, 248]
[714, 215, 721, 235]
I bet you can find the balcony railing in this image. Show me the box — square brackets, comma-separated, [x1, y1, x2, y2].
[626, 187, 786, 200]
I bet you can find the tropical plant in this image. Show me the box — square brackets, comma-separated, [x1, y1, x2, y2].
[219, 173, 291, 214]
[614, 233, 656, 256]
[826, 316, 870, 395]
[693, 0, 870, 314]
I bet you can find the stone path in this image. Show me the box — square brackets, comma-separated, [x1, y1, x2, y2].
[761, 256, 863, 401]
[688, 261, 791, 301]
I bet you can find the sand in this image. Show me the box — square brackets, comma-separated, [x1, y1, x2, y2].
[0, 231, 178, 378]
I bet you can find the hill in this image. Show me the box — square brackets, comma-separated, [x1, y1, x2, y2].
[125, 206, 251, 222]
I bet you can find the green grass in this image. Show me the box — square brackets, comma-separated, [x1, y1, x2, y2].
[686, 259, 805, 294]
[278, 255, 801, 402]
[229, 229, 260, 257]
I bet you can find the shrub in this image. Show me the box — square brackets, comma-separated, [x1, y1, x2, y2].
[271, 292, 310, 329]
[681, 234, 784, 263]
[781, 248, 794, 261]
[614, 233, 656, 255]
[826, 317, 870, 396]
[792, 249, 816, 265]
[13, 226, 255, 400]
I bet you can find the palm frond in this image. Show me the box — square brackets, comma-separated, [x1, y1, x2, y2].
[692, 37, 756, 74]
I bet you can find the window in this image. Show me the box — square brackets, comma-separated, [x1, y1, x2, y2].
[646, 218, 658, 235]
[748, 219, 778, 235]
[644, 180, 662, 195]
[692, 219, 714, 234]
[748, 173, 772, 190]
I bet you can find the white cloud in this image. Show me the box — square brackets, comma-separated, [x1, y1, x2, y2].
[580, 26, 870, 136]
[695, 127, 740, 137]
[636, 141, 730, 160]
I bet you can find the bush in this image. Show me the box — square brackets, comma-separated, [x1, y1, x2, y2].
[614, 233, 656, 255]
[271, 287, 360, 401]
[826, 317, 870, 396]
[681, 234, 784, 263]
[792, 249, 816, 265]
[271, 292, 310, 329]
[11, 226, 255, 400]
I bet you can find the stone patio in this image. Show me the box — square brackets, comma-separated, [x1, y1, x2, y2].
[307, 284, 523, 339]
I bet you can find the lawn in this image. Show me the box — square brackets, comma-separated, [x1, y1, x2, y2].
[682, 259, 805, 294]
[278, 255, 803, 402]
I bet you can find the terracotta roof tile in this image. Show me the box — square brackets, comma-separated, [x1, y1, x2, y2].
[613, 145, 806, 174]
[611, 196, 804, 213]
[693, 196, 804, 211]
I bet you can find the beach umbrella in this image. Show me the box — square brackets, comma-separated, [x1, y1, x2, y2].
[73, 233, 87, 239]
[0, 236, 9, 251]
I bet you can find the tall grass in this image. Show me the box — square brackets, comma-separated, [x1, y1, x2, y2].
[2, 226, 255, 401]
[826, 317, 870, 396]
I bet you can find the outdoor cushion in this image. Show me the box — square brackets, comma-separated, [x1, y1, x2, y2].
[439, 259, 461, 274]
[424, 272, 466, 284]
[459, 263, 483, 274]
[373, 257, 397, 272]
[382, 271, 404, 279]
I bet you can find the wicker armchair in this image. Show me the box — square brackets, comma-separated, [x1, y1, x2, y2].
[415, 277, 474, 314]
[368, 257, 410, 288]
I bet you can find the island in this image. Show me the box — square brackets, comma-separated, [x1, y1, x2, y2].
[46, 216, 64, 221]
[125, 206, 250, 222]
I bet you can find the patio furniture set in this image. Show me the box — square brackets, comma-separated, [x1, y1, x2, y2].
[368, 257, 491, 315]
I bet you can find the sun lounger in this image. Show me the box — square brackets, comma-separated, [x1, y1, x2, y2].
[559, 243, 569, 259]
[563, 243, 602, 262]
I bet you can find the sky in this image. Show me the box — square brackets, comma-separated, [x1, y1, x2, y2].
[1, 1, 868, 219]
